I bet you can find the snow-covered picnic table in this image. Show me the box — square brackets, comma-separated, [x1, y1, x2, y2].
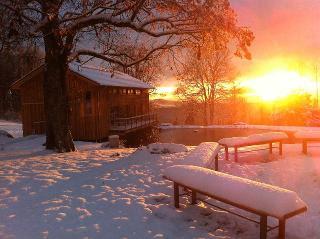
[294, 131, 320, 154]
[164, 165, 307, 239]
[218, 132, 289, 162]
[179, 142, 221, 170]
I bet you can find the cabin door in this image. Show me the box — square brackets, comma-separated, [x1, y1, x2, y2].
[22, 102, 46, 135]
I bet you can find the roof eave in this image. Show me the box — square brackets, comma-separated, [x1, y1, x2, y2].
[10, 64, 45, 90]
[70, 66, 154, 89]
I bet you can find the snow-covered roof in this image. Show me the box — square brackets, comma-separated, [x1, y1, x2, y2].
[69, 63, 153, 89]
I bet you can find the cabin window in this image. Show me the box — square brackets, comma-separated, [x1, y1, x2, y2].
[121, 89, 127, 95]
[108, 88, 118, 94]
[135, 89, 141, 95]
[85, 91, 92, 115]
[113, 88, 118, 94]
[128, 89, 134, 95]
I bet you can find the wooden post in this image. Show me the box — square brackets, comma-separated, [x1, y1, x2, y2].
[191, 190, 197, 205]
[225, 146, 229, 161]
[302, 141, 307, 154]
[269, 142, 273, 153]
[214, 155, 219, 171]
[174, 182, 179, 208]
[279, 141, 283, 155]
[234, 147, 238, 163]
[109, 135, 120, 148]
[260, 215, 267, 239]
[278, 219, 286, 239]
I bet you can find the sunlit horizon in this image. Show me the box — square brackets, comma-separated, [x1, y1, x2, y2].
[239, 70, 316, 102]
[155, 57, 319, 103]
[151, 85, 177, 100]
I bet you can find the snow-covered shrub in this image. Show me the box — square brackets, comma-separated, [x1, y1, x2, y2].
[0, 130, 13, 138]
[147, 143, 188, 154]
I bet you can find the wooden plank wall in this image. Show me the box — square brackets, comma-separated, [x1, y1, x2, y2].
[96, 88, 110, 139]
[68, 72, 100, 141]
[20, 74, 45, 136]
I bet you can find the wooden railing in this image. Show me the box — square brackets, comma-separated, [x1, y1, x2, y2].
[111, 113, 157, 131]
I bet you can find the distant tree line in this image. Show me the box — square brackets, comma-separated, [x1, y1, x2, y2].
[154, 91, 315, 126]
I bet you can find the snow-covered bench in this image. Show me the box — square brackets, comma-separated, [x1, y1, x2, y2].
[294, 131, 320, 154]
[218, 132, 288, 162]
[164, 165, 307, 239]
[180, 142, 221, 170]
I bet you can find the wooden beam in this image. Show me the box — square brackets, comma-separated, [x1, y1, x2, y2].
[260, 215, 268, 239]
[234, 147, 238, 163]
[278, 219, 286, 239]
[214, 155, 219, 171]
[174, 182, 179, 208]
[191, 190, 197, 205]
[302, 141, 307, 154]
[225, 146, 229, 161]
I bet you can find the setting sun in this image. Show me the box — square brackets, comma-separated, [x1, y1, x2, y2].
[240, 70, 316, 101]
[152, 85, 177, 100]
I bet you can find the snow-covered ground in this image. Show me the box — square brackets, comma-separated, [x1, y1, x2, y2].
[0, 120, 23, 138]
[1, 121, 320, 238]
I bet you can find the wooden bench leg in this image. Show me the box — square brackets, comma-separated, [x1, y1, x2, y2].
[174, 182, 179, 208]
[302, 141, 307, 154]
[191, 190, 197, 205]
[279, 141, 283, 155]
[214, 155, 219, 171]
[260, 215, 267, 239]
[234, 147, 238, 163]
[278, 219, 286, 239]
[269, 142, 273, 153]
[225, 146, 229, 161]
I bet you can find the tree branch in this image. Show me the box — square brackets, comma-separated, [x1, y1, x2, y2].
[63, 14, 201, 38]
[71, 39, 183, 68]
[0, 2, 38, 24]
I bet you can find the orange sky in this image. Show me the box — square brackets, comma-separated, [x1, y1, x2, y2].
[155, 1, 320, 101]
[231, 0, 320, 69]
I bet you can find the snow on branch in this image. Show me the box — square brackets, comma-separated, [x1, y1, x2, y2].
[71, 38, 183, 68]
[63, 14, 200, 38]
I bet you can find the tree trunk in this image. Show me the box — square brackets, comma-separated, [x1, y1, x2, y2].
[203, 101, 209, 126]
[209, 100, 215, 124]
[43, 26, 75, 152]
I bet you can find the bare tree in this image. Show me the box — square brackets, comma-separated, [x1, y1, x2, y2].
[0, 0, 253, 152]
[177, 42, 237, 125]
[106, 43, 163, 84]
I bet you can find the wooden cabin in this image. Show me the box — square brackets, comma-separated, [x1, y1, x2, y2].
[11, 63, 156, 141]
